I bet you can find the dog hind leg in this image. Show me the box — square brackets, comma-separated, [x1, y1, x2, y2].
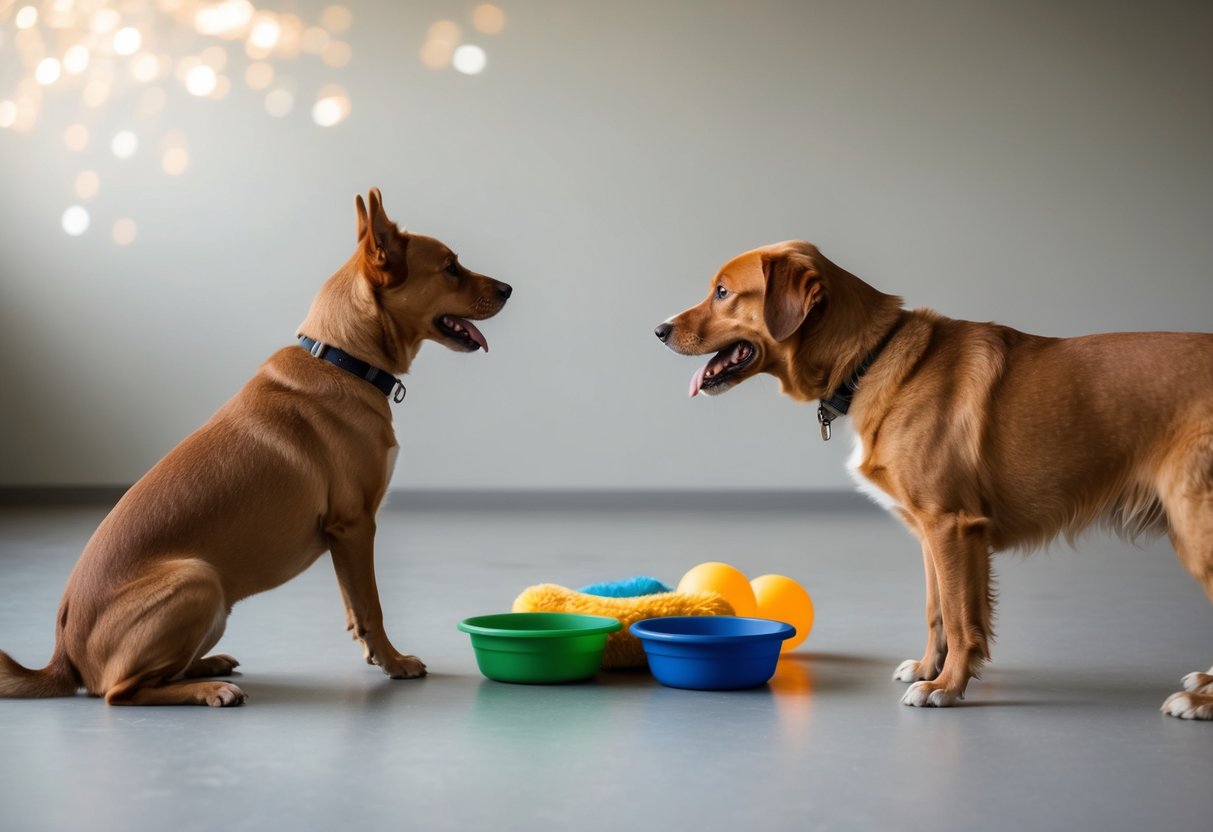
[1157, 434, 1213, 720]
[90, 558, 246, 707]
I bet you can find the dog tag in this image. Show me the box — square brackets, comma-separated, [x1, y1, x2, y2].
[392, 381, 407, 403]
[817, 405, 832, 441]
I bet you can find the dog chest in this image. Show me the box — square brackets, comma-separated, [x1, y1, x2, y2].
[384, 445, 400, 489]
[847, 435, 902, 513]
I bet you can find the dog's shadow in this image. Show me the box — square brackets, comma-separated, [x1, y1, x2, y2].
[236, 673, 437, 709]
[774, 650, 894, 695]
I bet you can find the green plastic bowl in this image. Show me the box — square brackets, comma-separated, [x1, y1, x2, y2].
[457, 612, 622, 684]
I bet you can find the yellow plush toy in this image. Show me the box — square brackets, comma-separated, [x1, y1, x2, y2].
[512, 583, 734, 668]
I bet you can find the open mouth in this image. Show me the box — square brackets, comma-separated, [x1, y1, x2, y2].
[689, 341, 755, 397]
[435, 315, 489, 352]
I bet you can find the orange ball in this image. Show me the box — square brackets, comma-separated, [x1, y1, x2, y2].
[677, 562, 757, 617]
[751, 574, 814, 652]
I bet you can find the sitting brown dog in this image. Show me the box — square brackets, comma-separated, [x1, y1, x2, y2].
[656, 240, 1213, 719]
[0, 188, 511, 706]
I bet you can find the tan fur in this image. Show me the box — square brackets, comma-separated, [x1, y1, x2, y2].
[658, 240, 1213, 718]
[0, 188, 511, 706]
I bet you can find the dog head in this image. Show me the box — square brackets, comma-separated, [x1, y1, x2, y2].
[654, 241, 828, 399]
[655, 240, 901, 402]
[301, 188, 513, 375]
[355, 188, 512, 356]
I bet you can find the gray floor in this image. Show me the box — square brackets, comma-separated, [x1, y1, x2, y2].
[0, 500, 1210, 832]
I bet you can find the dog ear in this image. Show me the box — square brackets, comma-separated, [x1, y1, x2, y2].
[361, 188, 410, 288]
[362, 187, 394, 269]
[355, 194, 368, 241]
[762, 251, 823, 341]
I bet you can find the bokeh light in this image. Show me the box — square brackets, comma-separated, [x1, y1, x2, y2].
[452, 44, 487, 75]
[194, 0, 253, 37]
[63, 45, 91, 75]
[161, 129, 190, 175]
[472, 4, 505, 35]
[4, 1, 373, 240]
[428, 19, 462, 46]
[420, 39, 454, 70]
[111, 130, 138, 159]
[274, 13, 303, 57]
[75, 170, 100, 201]
[15, 6, 38, 30]
[321, 40, 350, 68]
[131, 52, 160, 83]
[62, 205, 90, 236]
[113, 27, 142, 56]
[36, 58, 62, 85]
[264, 87, 293, 117]
[321, 5, 352, 33]
[82, 79, 110, 107]
[112, 219, 137, 246]
[244, 61, 274, 89]
[208, 74, 231, 100]
[162, 146, 190, 175]
[248, 13, 281, 49]
[311, 84, 350, 127]
[64, 123, 89, 151]
[200, 45, 229, 70]
[420, 20, 461, 71]
[90, 8, 119, 34]
[185, 64, 218, 96]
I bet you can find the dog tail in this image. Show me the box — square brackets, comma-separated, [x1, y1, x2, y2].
[0, 647, 79, 698]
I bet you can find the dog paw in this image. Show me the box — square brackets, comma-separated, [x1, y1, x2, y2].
[1181, 671, 1213, 693]
[380, 653, 427, 680]
[182, 654, 240, 679]
[894, 659, 929, 682]
[901, 681, 960, 708]
[205, 682, 247, 708]
[1161, 691, 1213, 720]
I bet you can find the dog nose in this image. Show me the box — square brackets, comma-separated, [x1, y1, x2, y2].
[654, 322, 673, 343]
[496, 281, 513, 300]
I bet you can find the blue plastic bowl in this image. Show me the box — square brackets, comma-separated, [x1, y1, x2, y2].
[630, 616, 796, 691]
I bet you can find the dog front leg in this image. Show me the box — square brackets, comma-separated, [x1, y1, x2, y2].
[901, 512, 992, 708]
[329, 525, 426, 680]
[335, 581, 372, 662]
[894, 539, 948, 682]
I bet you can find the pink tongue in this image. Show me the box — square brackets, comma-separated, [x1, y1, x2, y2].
[689, 362, 710, 398]
[451, 317, 488, 352]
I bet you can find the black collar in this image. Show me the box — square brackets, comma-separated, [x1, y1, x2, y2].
[298, 336, 406, 402]
[816, 320, 901, 441]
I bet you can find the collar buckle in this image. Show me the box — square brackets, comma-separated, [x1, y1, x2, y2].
[817, 404, 836, 441]
[392, 381, 407, 403]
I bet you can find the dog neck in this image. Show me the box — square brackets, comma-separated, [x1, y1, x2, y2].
[297, 336, 406, 402]
[297, 257, 419, 376]
[779, 265, 904, 407]
[816, 316, 905, 440]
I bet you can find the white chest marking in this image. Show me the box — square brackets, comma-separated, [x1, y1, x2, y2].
[384, 445, 400, 490]
[847, 435, 901, 513]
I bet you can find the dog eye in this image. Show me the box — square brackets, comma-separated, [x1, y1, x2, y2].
[444, 262, 460, 277]
[715, 285, 728, 299]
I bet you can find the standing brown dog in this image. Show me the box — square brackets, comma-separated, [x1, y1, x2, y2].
[656, 240, 1213, 719]
[0, 188, 511, 706]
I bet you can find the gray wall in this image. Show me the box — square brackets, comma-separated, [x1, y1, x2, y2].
[1, 0, 1210, 491]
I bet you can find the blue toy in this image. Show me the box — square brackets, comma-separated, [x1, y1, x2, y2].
[578, 576, 672, 597]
